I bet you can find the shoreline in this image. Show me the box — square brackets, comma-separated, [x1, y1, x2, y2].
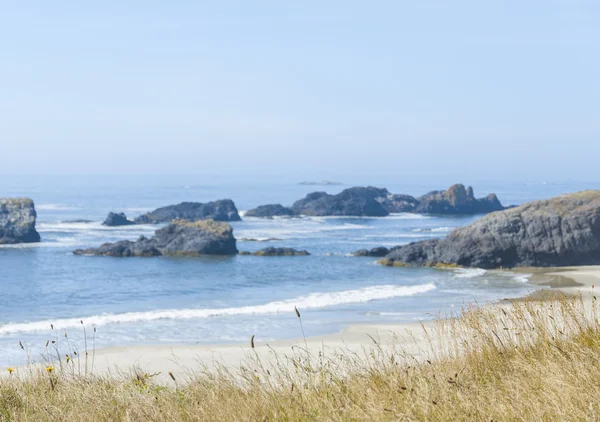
[76, 265, 600, 383]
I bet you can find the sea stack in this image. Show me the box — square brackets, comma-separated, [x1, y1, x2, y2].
[102, 212, 136, 226]
[0, 198, 41, 244]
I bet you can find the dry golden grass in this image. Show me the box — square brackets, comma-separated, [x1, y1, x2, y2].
[3, 293, 600, 421]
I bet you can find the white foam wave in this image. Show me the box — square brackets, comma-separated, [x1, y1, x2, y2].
[453, 268, 487, 279]
[413, 227, 455, 233]
[310, 213, 431, 221]
[388, 213, 432, 220]
[0, 284, 436, 335]
[38, 222, 155, 233]
[36, 204, 80, 211]
[235, 222, 371, 240]
[512, 273, 532, 283]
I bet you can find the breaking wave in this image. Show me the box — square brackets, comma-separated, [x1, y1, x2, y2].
[0, 284, 436, 335]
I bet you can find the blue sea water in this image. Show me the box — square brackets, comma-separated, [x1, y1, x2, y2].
[0, 175, 597, 366]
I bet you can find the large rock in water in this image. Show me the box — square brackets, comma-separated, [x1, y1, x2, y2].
[415, 184, 505, 214]
[102, 212, 135, 226]
[381, 191, 600, 269]
[291, 187, 389, 217]
[134, 200, 241, 224]
[73, 220, 238, 257]
[245, 204, 295, 218]
[0, 198, 41, 244]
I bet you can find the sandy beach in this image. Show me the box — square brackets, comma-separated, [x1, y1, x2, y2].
[82, 265, 600, 384]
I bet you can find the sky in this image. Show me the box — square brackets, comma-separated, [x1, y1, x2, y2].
[1, 1, 599, 181]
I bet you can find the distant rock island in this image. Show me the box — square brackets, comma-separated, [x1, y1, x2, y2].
[74, 220, 238, 257]
[245, 184, 506, 218]
[298, 181, 342, 186]
[0, 198, 41, 244]
[378, 191, 600, 269]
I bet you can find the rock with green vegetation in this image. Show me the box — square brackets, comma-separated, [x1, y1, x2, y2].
[134, 200, 241, 224]
[0, 198, 41, 244]
[381, 191, 600, 269]
[73, 220, 238, 257]
[239, 247, 310, 256]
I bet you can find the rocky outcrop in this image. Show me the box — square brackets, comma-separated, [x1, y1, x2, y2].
[0, 198, 41, 244]
[352, 246, 392, 257]
[102, 212, 135, 227]
[245, 204, 295, 218]
[381, 191, 600, 269]
[291, 187, 389, 217]
[135, 200, 241, 224]
[415, 184, 505, 215]
[378, 194, 420, 213]
[73, 220, 238, 257]
[243, 184, 505, 219]
[239, 247, 310, 256]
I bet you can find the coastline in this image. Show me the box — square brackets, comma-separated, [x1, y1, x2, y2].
[81, 265, 600, 384]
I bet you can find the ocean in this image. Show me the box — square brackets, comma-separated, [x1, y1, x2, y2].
[0, 175, 597, 366]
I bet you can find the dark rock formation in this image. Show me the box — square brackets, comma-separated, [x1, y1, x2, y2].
[415, 184, 505, 215]
[378, 194, 420, 213]
[291, 187, 389, 217]
[245, 204, 295, 218]
[381, 191, 600, 269]
[102, 212, 135, 227]
[286, 184, 504, 217]
[352, 246, 391, 257]
[73, 220, 238, 257]
[0, 198, 41, 244]
[239, 247, 310, 256]
[135, 200, 241, 224]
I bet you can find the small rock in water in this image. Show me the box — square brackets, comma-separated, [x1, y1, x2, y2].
[102, 212, 136, 227]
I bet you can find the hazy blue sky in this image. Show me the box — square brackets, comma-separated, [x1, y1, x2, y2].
[1, 1, 599, 181]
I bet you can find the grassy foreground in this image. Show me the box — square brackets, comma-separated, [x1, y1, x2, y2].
[2, 294, 600, 421]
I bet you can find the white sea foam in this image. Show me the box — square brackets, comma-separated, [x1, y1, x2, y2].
[235, 222, 371, 240]
[512, 273, 532, 283]
[311, 213, 431, 221]
[453, 268, 487, 279]
[38, 222, 155, 233]
[0, 284, 436, 335]
[36, 204, 80, 211]
[413, 227, 455, 233]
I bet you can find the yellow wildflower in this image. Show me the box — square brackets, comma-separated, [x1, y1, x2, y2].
[46, 366, 54, 373]
[7, 367, 14, 375]
[66, 355, 70, 363]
